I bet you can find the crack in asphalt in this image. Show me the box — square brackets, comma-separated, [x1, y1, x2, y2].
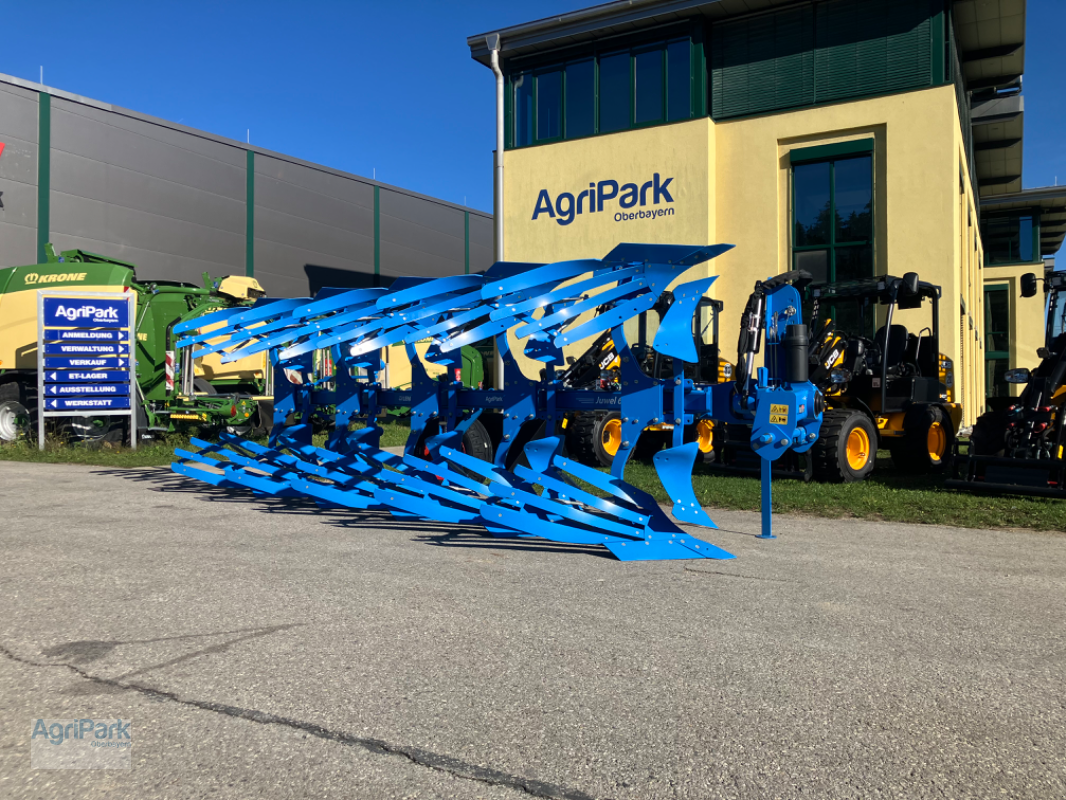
[1, 643, 598, 800]
[682, 565, 795, 582]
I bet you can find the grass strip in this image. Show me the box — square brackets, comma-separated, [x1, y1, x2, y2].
[2, 428, 1063, 532]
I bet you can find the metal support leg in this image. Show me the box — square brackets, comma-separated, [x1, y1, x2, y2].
[759, 457, 775, 539]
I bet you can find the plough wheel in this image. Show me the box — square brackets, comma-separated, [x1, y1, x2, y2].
[461, 419, 494, 463]
[812, 409, 876, 483]
[416, 418, 494, 478]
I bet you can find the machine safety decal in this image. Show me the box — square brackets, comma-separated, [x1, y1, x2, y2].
[769, 404, 789, 426]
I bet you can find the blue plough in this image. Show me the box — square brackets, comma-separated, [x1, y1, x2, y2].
[171, 243, 823, 561]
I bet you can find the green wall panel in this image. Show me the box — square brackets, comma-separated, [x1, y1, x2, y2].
[814, 0, 932, 104]
[712, 6, 814, 119]
[712, 0, 944, 121]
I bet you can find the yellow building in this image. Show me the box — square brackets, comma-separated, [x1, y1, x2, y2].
[468, 0, 1055, 426]
[979, 186, 1066, 404]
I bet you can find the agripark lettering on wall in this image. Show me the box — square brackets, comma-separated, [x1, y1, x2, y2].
[531, 173, 675, 227]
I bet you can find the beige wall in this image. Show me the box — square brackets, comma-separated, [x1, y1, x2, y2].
[503, 118, 714, 265]
[953, 96, 985, 423]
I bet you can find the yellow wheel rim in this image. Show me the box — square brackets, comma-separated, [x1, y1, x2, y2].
[602, 417, 622, 456]
[696, 420, 714, 453]
[846, 427, 870, 471]
[927, 421, 947, 461]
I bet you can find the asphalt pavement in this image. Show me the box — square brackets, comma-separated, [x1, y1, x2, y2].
[1, 461, 1064, 799]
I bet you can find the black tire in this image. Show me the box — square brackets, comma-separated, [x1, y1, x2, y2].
[563, 412, 623, 468]
[634, 429, 670, 460]
[193, 377, 217, 395]
[591, 412, 622, 468]
[564, 413, 600, 466]
[254, 399, 275, 437]
[892, 405, 955, 472]
[685, 420, 718, 464]
[461, 419, 494, 463]
[969, 409, 1008, 457]
[413, 417, 494, 479]
[812, 409, 877, 483]
[0, 381, 20, 404]
[60, 416, 127, 448]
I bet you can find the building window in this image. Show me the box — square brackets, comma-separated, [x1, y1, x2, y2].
[514, 72, 533, 148]
[1053, 287, 1066, 341]
[982, 211, 1041, 265]
[634, 45, 664, 125]
[507, 32, 699, 148]
[598, 50, 630, 133]
[791, 141, 874, 285]
[984, 284, 1010, 402]
[536, 67, 563, 141]
[565, 59, 594, 138]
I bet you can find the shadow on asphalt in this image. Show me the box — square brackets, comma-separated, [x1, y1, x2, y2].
[39, 624, 307, 692]
[93, 468, 618, 560]
[42, 623, 305, 666]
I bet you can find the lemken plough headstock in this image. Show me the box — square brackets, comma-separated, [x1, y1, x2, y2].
[171, 244, 823, 561]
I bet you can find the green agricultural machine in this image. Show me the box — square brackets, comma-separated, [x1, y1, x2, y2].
[0, 245, 270, 444]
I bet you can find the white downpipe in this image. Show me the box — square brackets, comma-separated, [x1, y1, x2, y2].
[487, 34, 504, 263]
[488, 34, 506, 390]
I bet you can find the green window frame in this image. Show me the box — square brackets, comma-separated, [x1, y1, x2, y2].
[981, 210, 1042, 266]
[984, 284, 1011, 401]
[505, 26, 705, 150]
[790, 139, 875, 283]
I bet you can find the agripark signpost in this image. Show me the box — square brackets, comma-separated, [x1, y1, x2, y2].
[37, 292, 137, 450]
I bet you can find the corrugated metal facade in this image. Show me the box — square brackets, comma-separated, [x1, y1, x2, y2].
[0, 74, 493, 296]
[0, 82, 39, 268]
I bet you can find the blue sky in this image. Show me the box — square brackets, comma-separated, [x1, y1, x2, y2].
[1, 0, 1063, 220]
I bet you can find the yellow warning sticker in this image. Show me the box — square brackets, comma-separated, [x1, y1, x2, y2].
[769, 404, 789, 425]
